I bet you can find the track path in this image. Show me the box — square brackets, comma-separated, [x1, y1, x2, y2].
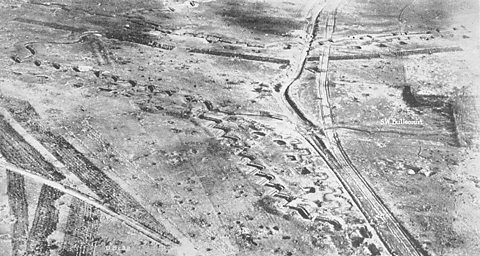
[0, 105, 196, 253]
[277, 0, 427, 255]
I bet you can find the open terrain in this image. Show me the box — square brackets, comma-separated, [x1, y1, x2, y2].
[0, 0, 479, 255]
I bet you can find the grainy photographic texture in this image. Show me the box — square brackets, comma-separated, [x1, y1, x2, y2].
[0, 0, 479, 255]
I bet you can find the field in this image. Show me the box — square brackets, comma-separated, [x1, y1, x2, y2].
[0, 0, 479, 255]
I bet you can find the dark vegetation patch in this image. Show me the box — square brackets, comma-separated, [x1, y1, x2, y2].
[213, 0, 303, 36]
[254, 196, 281, 216]
[64, 0, 166, 17]
[205, 138, 231, 158]
[402, 85, 420, 107]
[402, 85, 456, 139]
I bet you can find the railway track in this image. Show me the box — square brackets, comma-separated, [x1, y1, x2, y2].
[1, 1, 459, 255]
[278, 0, 428, 255]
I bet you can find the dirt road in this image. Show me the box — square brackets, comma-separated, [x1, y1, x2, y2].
[0, 0, 479, 255]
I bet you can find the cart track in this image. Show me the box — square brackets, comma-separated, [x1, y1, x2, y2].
[278, 1, 428, 255]
[278, 1, 328, 129]
[0, 114, 65, 182]
[1, 1, 450, 255]
[0, 99, 182, 249]
[38, 131, 178, 243]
